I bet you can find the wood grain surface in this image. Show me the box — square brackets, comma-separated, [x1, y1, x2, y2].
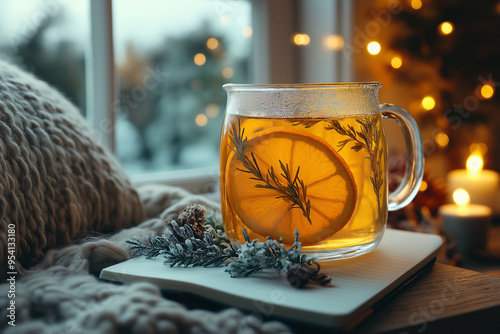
[351, 263, 500, 334]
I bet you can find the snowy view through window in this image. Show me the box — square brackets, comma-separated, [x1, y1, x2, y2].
[114, 0, 253, 173]
[0, 0, 253, 174]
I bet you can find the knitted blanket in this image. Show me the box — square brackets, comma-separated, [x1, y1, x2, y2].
[1, 184, 290, 333]
[0, 61, 290, 333]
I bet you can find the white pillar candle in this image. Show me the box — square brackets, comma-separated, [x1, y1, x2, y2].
[439, 189, 492, 255]
[446, 153, 500, 211]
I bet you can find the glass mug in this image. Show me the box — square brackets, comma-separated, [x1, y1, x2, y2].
[219, 83, 423, 260]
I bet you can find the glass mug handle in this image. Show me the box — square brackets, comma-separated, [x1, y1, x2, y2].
[379, 103, 424, 211]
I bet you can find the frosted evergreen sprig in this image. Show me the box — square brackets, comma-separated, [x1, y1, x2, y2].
[127, 222, 238, 267]
[127, 204, 331, 288]
[127, 234, 168, 259]
[163, 222, 238, 267]
[226, 228, 331, 288]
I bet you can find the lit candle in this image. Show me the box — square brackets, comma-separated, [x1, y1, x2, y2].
[439, 189, 492, 254]
[447, 152, 500, 211]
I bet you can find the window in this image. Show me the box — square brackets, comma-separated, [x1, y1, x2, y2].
[0, 0, 354, 191]
[112, 0, 253, 175]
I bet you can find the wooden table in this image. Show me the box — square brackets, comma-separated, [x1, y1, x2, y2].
[351, 263, 500, 334]
[286, 263, 500, 334]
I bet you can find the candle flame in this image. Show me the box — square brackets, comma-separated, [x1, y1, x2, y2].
[466, 153, 483, 175]
[453, 188, 470, 206]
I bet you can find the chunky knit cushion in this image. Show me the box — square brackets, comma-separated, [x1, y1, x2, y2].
[0, 61, 145, 274]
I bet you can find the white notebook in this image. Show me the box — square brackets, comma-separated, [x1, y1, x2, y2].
[100, 228, 442, 330]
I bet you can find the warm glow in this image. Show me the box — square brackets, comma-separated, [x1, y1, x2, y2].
[391, 56, 402, 69]
[195, 114, 208, 126]
[242, 26, 253, 38]
[222, 67, 234, 79]
[194, 53, 206, 66]
[439, 22, 454, 35]
[453, 188, 470, 206]
[367, 41, 381, 55]
[323, 35, 344, 50]
[221, 15, 232, 26]
[470, 143, 487, 154]
[206, 37, 219, 50]
[410, 0, 422, 10]
[293, 33, 310, 46]
[421, 96, 436, 110]
[435, 132, 449, 148]
[466, 154, 483, 175]
[480, 84, 494, 99]
[419, 180, 428, 192]
[206, 103, 220, 118]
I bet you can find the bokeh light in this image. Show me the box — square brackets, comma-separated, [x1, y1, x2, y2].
[323, 35, 344, 50]
[421, 96, 436, 110]
[367, 41, 381, 55]
[194, 53, 206, 66]
[391, 56, 402, 69]
[439, 22, 454, 35]
[480, 84, 494, 99]
[195, 114, 208, 126]
[293, 33, 310, 46]
[206, 37, 219, 50]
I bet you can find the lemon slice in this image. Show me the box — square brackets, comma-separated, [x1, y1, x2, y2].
[226, 127, 357, 245]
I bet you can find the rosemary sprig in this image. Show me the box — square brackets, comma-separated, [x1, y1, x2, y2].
[326, 118, 383, 210]
[228, 118, 312, 224]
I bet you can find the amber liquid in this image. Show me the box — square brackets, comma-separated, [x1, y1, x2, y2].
[220, 114, 387, 254]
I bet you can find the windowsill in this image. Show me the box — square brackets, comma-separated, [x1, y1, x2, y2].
[130, 166, 220, 194]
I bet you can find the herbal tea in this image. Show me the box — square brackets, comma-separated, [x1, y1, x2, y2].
[220, 114, 388, 256]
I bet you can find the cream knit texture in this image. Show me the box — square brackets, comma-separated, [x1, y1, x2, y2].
[0, 60, 145, 275]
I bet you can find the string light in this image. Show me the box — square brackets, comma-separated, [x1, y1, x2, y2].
[480, 84, 494, 99]
[435, 132, 449, 148]
[206, 104, 220, 118]
[242, 26, 252, 38]
[439, 21, 454, 35]
[391, 56, 402, 69]
[323, 35, 344, 50]
[222, 67, 234, 79]
[193, 53, 206, 66]
[195, 114, 208, 127]
[293, 33, 310, 46]
[367, 41, 381, 55]
[410, 0, 422, 10]
[206, 38, 219, 50]
[421, 96, 436, 110]
[419, 180, 428, 192]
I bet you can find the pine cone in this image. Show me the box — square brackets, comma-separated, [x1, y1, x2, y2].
[177, 204, 207, 238]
